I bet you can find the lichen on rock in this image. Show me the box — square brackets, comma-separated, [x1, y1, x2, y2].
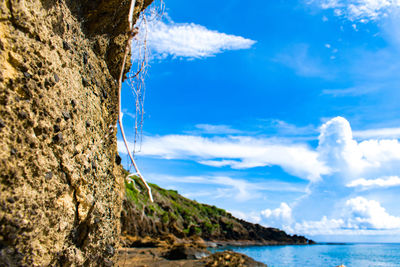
[0, 0, 152, 265]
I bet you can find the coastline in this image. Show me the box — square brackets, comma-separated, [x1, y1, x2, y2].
[205, 239, 315, 248]
[117, 235, 314, 266]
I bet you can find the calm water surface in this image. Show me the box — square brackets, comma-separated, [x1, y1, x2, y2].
[210, 243, 400, 267]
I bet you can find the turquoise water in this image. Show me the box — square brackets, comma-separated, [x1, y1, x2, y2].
[210, 243, 400, 267]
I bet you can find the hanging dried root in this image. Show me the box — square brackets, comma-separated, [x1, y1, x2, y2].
[117, 0, 153, 202]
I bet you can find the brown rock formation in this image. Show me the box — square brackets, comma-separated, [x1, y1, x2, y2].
[0, 0, 152, 265]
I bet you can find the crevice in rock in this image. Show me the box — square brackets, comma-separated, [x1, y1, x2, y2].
[7, 0, 30, 34]
[73, 201, 96, 248]
[59, 163, 81, 236]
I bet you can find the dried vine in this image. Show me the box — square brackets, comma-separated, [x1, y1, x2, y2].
[117, 0, 153, 202]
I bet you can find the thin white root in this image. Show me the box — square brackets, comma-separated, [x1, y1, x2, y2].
[128, 0, 137, 30]
[117, 0, 153, 202]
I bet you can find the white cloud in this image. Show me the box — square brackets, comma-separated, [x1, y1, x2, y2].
[322, 85, 382, 96]
[294, 196, 400, 235]
[317, 116, 400, 177]
[157, 175, 258, 201]
[118, 117, 400, 238]
[118, 135, 329, 182]
[358, 139, 400, 167]
[263, 119, 317, 136]
[230, 210, 262, 224]
[313, 0, 400, 21]
[119, 117, 400, 183]
[344, 197, 400, 230]
[193, 124, 243, 135]
[353, 127, 400, 139]
[137, 18, 255, 59]
[197, 159, 242, 167]
[145, 174, 305, 202]
[294, 216, 345, 235]
[320, 0, 343, 9]
[261, 203, 293, 227]
[347, 176, 400, 189]
[274, 44, 332, 78]
[318, 117, 368, 174]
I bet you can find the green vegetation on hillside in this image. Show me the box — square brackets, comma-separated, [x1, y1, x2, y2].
[124, 174, 230, 238]
[121, 173, 312, 245]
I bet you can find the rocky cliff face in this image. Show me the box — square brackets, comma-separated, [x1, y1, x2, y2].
[0, 0, 152, 265]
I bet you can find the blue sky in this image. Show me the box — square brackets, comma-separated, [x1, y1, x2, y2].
[118, 0, 400, 242]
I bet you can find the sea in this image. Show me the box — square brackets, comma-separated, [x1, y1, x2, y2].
[209, 243, 400, 267]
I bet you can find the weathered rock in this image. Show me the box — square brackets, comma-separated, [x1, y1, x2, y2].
[203, 251, 267, 267]
[116, 247, 266, 267]
[163, 244, 211, 260]
[0, 0, 153, 266]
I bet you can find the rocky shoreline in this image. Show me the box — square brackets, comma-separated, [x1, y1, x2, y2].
[116, 248, 266, 267]
[117, 235, 315, 266]
[117, 235, 267, 267]
[117, 177, 314, 266]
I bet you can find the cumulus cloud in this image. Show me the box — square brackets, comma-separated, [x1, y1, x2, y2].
[318, 116, 369, 175]
[261, 203, 293, 227]
[317, 116, 400, 178]
[294, 216, 345, 235]
[294, 196, 400, 235]
[345, 197, 400, 229]
[313, 0, 400, 21]
[230, 210, 262, 224]
[137, 18, 255, 59]
[347, 176, 400, 189]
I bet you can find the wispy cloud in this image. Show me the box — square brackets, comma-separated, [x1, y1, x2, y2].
[118, 135, 329, 182]
[347, 176, 400, 189]
[145, 174, 305, 202]
[137, 17, 256, 59]
[322, 84, 382, 96]
[311, 0, 400, 21]
[274, 44, 332, 78]
[119, 117, 400, 183]
[229, 210, 262, 224]
[261, 119, 317, 137]
[191, 124, 243, 135]
[353, 127, 400, 139]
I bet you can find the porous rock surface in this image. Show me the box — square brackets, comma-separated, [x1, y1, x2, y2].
[0, 0, 152, 265]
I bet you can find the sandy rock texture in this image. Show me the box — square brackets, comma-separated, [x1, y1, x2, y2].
[0, 0, 152, 265]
